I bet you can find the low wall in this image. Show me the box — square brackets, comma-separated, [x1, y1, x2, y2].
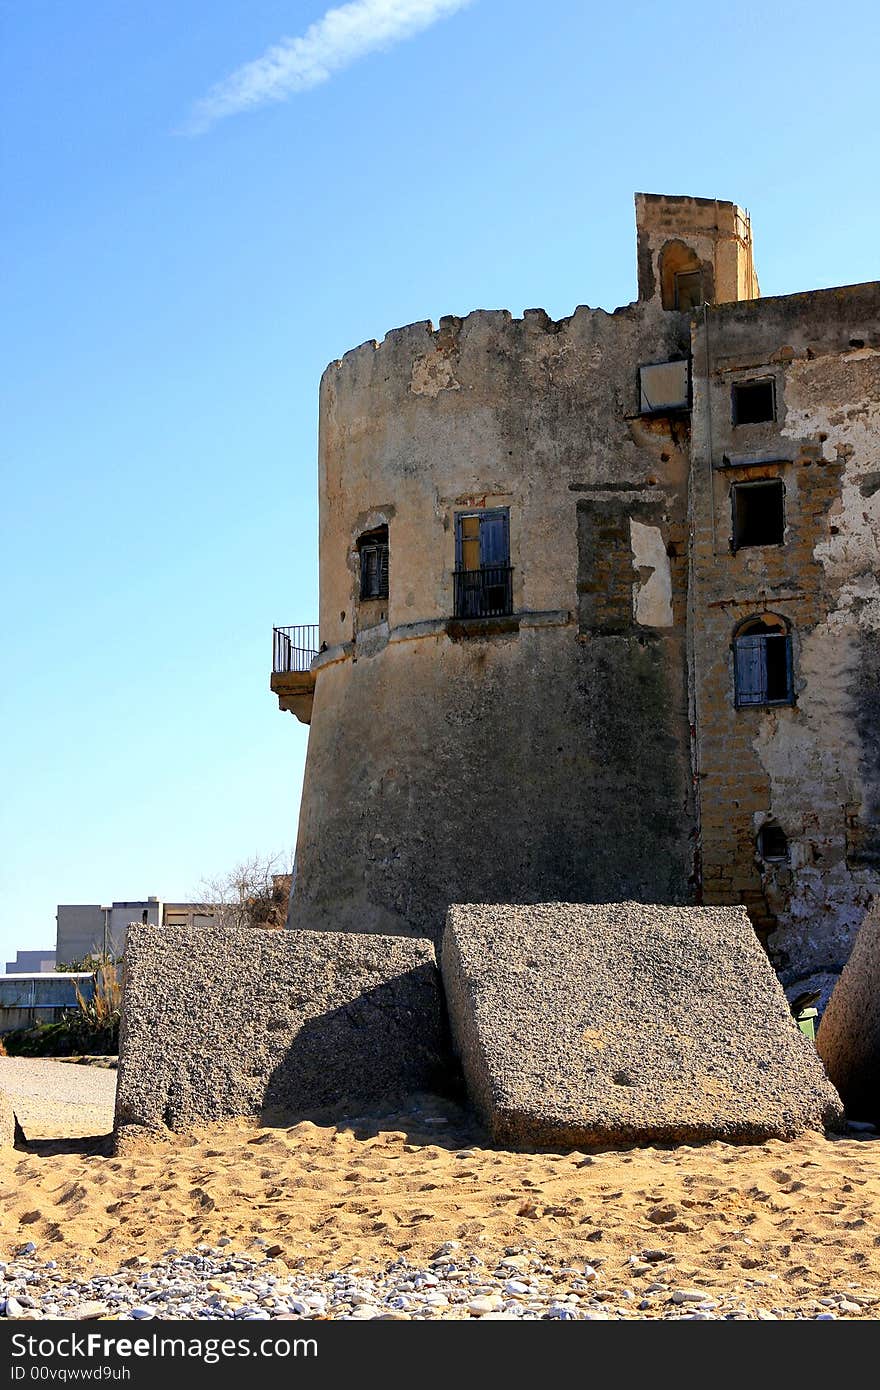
[114, 925, 454, 1143]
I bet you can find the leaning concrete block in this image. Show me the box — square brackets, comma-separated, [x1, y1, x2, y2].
[1, 1088, 13, 1148]
[115, 925, 452, 1143]
[1, 1087, 23, 1149]
[816, 905, 880, 1123]
[441, 902, 843, 1148]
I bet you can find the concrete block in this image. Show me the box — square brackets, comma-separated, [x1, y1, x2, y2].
[0, 1087, 22, 1149]
[816, 905, 880, 1123]
[441, 902, 843, 1148]
[115, 925, 452, 1143]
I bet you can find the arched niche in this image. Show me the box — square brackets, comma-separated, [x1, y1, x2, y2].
[659, 239, 714, 311]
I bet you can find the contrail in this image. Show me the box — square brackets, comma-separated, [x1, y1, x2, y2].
[186, 0, 474, 134]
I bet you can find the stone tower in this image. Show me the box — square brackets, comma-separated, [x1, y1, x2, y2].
[273, 192, 879, 1002]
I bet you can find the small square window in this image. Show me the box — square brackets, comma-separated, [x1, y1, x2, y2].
[732, 479, 784, 549]
[732, 378, 776, 424]
[758, 825, 789, 862]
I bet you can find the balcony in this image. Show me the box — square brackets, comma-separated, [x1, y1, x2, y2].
[453, 566, 514, 619]
[271, 624, 319, 723]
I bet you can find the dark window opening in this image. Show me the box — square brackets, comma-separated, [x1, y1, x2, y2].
[454, 508, 512, 618]
[734, 616, 794, 707]
[758, 824, 789, 862]
[141, 909, 148, 924]
[674, 269, 704, 311]
[732, 478, 785, 549]
[732, 378, 776, 424]
[358, 526, 389, 600]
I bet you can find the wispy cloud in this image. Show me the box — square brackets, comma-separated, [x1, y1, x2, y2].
[186, 0, 473, 134]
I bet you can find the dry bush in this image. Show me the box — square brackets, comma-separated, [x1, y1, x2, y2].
[196, 852, 293, 931]
[74, 957, 122, 1027]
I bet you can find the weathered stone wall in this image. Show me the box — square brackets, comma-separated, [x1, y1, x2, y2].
[635, 193, 759, 309]
[285, 192, 877, 988]
[114, 925, 452, 1142]
[292, 298, 696, 941]
[689, 284, 880, 992]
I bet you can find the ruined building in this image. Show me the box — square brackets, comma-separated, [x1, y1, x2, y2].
[271, 193, 879, 1004]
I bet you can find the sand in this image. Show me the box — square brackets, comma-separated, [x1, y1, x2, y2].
[0, 1057, 116, 1140]
[1, 1091, 879, 1316]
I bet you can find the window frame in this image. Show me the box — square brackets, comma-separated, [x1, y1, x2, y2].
[357, 526, 389, 601]
[731, 477, 786, 551]
[638, 357, 691, 415]
[757, 824, 789, 863]
[453, 507, 512, 619]
[674, 268, 704, 311]
[731, 376, 777, 426]
[733, 615, 795, 709]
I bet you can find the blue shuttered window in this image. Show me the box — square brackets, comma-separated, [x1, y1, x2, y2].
[454, 508, 512, 618]
[734, 625, 794, 707]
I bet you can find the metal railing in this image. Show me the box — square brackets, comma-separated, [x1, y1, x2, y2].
[453, 566, 514, 619]
[273, 624, 319, 674]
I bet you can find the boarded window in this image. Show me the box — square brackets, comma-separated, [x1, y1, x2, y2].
[358, 526, 389, 600]
[732, 378, 776, 424]
[734, 616, 794, 707]
[732, 478, 785, 549]
[639, 359, 690, 414]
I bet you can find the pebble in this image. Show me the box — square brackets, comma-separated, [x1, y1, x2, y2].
[0, 1247, 876, 1322]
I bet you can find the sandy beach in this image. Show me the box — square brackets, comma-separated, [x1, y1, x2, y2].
[1, 1078, 879, 1318]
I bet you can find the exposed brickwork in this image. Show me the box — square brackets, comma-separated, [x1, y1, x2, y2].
[690, 286, 880, 986]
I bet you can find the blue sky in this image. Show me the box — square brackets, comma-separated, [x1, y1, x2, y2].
[2, 0, 878, 964]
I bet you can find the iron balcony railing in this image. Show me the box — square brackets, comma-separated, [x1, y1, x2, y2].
[273, 624, 319, 674]
[453, 566, 514, 619]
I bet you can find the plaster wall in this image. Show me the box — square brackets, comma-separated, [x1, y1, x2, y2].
[293, 300, 696, 941]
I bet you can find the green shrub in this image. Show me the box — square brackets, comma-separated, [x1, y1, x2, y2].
[2, 957, 122, 1056]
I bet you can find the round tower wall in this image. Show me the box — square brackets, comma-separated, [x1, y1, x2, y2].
[294, 300, 697, 941]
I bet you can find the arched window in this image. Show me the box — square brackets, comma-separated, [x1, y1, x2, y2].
[757, 824, 789, 862]
[733, 615, 794, 707]
[659, 240, 707, 311]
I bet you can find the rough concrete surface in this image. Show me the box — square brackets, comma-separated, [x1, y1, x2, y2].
[816, 905, 880, 1122]
[0, 1057, 116, 1140]
[0, 1085, 15, 1148]
[115, 925, 452, 1142]
[441, 902, 844, 1148]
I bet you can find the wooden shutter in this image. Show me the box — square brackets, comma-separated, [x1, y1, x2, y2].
[735, 635, 767, 706]
[479, 511, 509, 567]
[377, 543, 389, 598]
[360, 546, 375, 597]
